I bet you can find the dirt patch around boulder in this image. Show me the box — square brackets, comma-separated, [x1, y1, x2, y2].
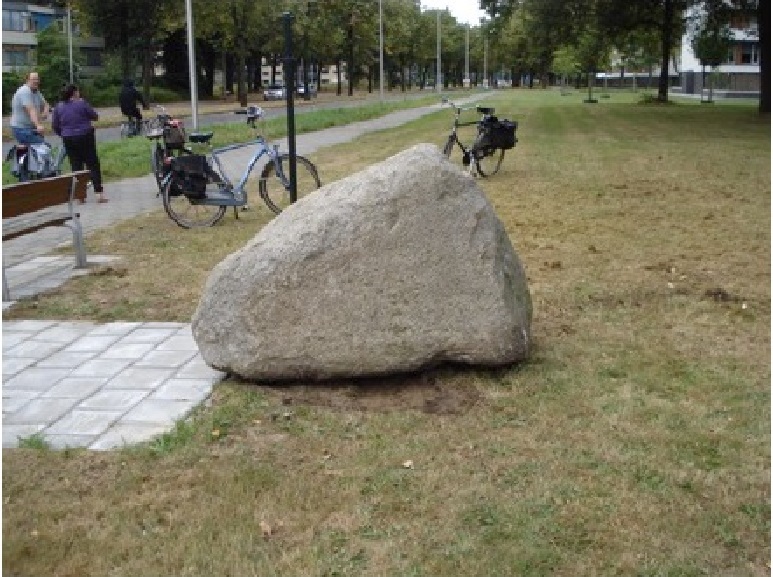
[237, 366, 486, 415]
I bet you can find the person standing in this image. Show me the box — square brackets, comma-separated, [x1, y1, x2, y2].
[10, 71, 50, 145]
[52, 84, 108, 203]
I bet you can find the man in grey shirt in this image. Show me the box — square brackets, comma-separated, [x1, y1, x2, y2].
[11, 71, 50, 145]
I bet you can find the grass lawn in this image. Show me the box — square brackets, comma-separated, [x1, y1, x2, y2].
[2, 89, 770, 576]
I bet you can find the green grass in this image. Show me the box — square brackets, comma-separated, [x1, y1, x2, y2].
[2, 89, 770, 576]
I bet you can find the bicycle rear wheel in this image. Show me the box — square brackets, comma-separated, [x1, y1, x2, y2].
[162, 175, 226, 228]
[473, 145, 505, 177]
[259, 154, 321, 215]
[151, 144, 166, 192]
[442, 135, 455, 157]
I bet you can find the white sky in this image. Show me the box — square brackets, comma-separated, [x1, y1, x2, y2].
[421, 0, 487, 26]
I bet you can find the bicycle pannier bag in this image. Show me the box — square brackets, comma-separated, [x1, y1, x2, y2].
[163, 120, 187, 150]
[491, 119, 517, 150]
[170, 154, 208, 199]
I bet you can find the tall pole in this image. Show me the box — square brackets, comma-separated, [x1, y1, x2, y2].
[283, 12, 298, 203]
[464, 24, 469, 87]
[67, 6, 73, 83]
[436, 10, 441, 93]
[379, 0, 384, 101]
[185, 0, 199, 129]
[483, 34, 488, 89]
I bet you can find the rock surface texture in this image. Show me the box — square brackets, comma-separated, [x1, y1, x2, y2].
[192, 144, 532, 381]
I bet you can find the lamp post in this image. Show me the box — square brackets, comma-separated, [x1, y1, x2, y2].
[483, 33, 488, 89]
[379, 0, 384, 101]
[464, 24, 470, 88]
[67, 5, 73, 83]
[185, 0, 199, 129]
[436, 9, 441, 93]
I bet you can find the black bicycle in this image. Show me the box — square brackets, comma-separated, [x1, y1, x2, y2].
[147, 106, 190, 193]
[441, 98, 518, 177]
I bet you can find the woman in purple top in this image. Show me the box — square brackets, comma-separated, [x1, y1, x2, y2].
[52, 84, 107, 203]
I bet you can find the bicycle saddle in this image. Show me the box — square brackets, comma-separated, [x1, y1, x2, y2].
[188, 132, 214, 144]
[477, 106, 495, 115]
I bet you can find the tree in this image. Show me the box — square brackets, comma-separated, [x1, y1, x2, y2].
[552, 46, 579, 93]
[690, 3, 733, 103]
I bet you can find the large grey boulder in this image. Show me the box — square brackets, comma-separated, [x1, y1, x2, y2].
[192, 143, 532, 381]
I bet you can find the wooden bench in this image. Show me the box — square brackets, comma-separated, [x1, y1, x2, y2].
[2, 170, 91, 301]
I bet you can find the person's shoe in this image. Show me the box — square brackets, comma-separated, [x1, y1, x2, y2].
[97, 196, 109, 203]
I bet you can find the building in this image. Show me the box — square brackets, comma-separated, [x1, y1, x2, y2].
[677, 1, 760, 97]
[2, 1, 104, 76]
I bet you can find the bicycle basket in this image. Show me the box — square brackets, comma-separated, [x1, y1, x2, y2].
[170, 154, 208, 199]
[163, 120, 187, 150]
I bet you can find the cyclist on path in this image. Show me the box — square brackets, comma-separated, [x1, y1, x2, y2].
[119, 78, 149, 131]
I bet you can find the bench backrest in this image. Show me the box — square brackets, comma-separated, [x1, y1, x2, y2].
[2, 171, 90, 219]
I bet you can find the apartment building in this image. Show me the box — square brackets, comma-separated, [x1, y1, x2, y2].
[678, 1, 760, 96]
[2, 1, 105, 76]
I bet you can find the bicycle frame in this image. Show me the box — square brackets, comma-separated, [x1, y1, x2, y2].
[160, 135, 284, 207]
[209, 136, 282, 198]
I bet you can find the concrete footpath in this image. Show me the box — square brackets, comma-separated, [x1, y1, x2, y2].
[2, 93, 492, 450]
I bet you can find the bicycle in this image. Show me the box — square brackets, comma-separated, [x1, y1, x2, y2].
[6, 140, 67, 182]
[119, 116, 151, 138]
[440, 98, 517, 177]
[160, 105, 321, 228]
[147, 106, 189, 193]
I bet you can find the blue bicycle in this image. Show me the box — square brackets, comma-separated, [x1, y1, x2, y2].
[161, 106, 321, 228]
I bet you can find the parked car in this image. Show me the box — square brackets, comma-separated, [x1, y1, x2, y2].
[263, 84, 286, 101]
[297, 83, 318, 98]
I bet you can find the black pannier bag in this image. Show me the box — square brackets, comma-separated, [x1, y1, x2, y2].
[170, 154, 208, 199]
[478, 117, 518, 151]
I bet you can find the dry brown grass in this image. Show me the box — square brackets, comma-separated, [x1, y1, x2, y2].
[3, 91, 770, 576]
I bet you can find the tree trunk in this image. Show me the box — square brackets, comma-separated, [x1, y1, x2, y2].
[657, 0, 674, 102]
[760, 0, 770, 114]
[237, 52, 247, 107]
[142, 42, 152, 103]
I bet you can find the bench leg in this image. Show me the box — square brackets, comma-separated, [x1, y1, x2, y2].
[64, 220, 88, 268]
[2, 266, 10, 302]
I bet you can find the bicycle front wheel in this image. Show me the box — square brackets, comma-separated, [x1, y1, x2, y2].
[162, 175, 226, 229]
[473, 146, 505, 177]
[259, 154, 321, 215]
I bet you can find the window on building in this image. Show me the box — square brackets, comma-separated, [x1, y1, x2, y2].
[81, 47, 102, 67]
[3, 45, 31, 67]
[741, 42, 758, 64]
[3, 9, 33, 32]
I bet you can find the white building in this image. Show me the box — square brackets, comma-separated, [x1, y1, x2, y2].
[677, 1, 760, 96]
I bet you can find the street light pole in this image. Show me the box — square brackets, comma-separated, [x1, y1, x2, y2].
[379, 0, 384, 101]
[436, 9, 441, 93]
[185, 0, 199, 129]
[464, 24, 469, 88]
[67, 5, 73, 83]
[483, 34, 488, 89]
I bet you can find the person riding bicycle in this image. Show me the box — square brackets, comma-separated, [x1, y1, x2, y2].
[119, 78, 148, 133]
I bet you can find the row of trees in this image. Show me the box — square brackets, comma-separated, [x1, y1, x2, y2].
[480, 0, 768, 112]
[58, 0, 767, 113]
